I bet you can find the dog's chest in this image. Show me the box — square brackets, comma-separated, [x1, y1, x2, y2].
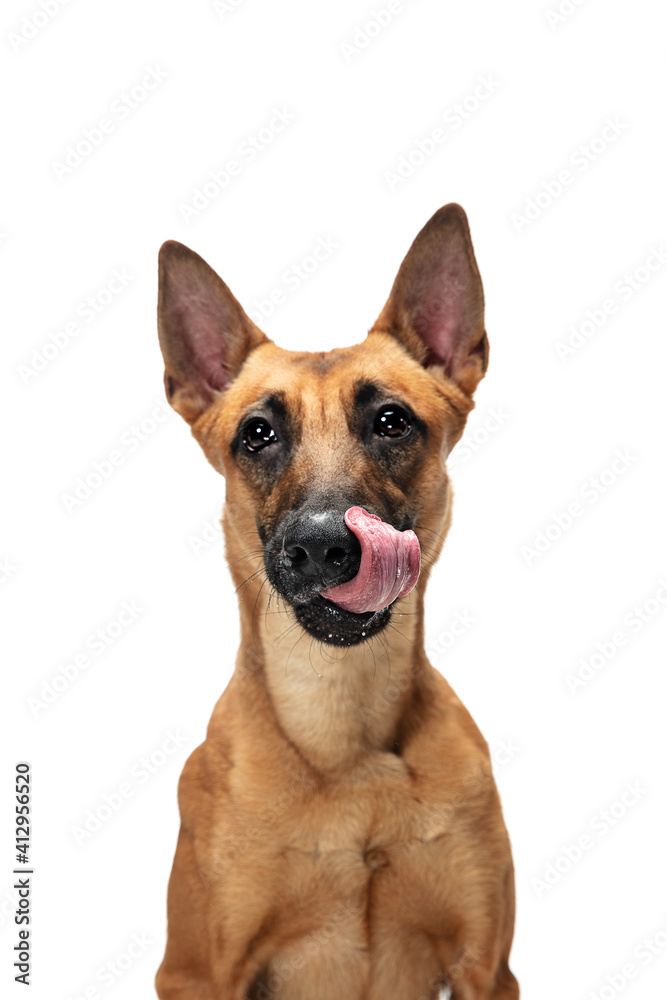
[241, 755, 460, 997]
[281, 751, 451, 854]
[288, 760, 453, 889]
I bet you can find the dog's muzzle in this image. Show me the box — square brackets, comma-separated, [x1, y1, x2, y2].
[264, 507, 421, 646]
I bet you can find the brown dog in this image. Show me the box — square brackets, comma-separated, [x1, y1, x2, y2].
[154, 205, 519, 1000]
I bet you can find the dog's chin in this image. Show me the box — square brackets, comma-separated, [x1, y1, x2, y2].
[290, 595, 391, 646]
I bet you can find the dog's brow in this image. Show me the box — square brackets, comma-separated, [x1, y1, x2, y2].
[353, 381, 384, 407]
[240, 392, 288, 420]
[263, 393, 287, 419]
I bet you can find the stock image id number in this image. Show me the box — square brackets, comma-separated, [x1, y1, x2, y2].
[14, 762, 32, 985]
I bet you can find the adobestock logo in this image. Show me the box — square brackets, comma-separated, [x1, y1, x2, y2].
[583, 916, 667, 1000]
[511, 118, 628, 234]
[521, 448, 638, 566]
[425, 610, 476, 663]
[0, 556, 17, 586]
[7, 0, 73, 53]
[178, 107, 296, 223]
[384, 75, 501, 192]
[555, 246, 667, 361]
[565, 578, 667, 695]
[69, 731, 189, 846]
[531, 781, 648, 898]
[447, 405, 511, 475]
[51, 67, 168, 180]
[339, 0, 420, 64]
[188, 515, 223, 556]
[60, 398, 173, 513]
[17, 268, 134, 385]
[212, 0, 249, 15]
[247, 235, 340, 325]
[545, 0, 591, 29]
[64, 933, 154, 998]
[27, 601, 145, 716]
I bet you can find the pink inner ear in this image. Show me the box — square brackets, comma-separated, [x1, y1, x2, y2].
[413, 306, 461, 370]
[175, 300, 231, 396]
[411, 260, 470, 371]
[197, 339, 230, 393]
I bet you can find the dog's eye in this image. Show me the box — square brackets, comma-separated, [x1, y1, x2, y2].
[373, 405, 411, 439]
[242, 418, 277, 453]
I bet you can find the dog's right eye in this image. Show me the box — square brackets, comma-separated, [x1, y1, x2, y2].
[242, 418, 278, 453]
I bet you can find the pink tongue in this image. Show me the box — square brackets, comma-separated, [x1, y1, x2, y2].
[322, 507, 421, 614]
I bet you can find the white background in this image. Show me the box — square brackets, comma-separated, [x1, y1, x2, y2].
[2, 0, 666, 998]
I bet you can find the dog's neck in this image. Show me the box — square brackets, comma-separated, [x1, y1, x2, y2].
[233, 569, 425, 773]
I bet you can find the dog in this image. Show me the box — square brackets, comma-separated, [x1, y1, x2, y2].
[154, 204, 519, 1000]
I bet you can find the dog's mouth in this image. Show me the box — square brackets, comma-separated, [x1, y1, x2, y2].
[291, 596, 393, 646]
[266, 507, 421, 646]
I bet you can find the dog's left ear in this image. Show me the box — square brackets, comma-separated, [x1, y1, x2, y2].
[370, 204, 488, 397]
[157, 241, 269, 424]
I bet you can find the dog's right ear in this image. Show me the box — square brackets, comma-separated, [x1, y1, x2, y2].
[157, 241, 269, 424]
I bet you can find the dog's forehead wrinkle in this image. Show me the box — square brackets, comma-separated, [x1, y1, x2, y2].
[306, 350, 339, 375]
[288, 378, 344, 432]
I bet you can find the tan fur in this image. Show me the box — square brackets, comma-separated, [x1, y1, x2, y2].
[154, 206, 519, 999]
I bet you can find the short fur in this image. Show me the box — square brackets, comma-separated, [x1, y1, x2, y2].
[154, 205, 519, 999]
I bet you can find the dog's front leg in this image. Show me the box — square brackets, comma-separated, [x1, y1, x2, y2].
[155, 824, 217, 1000]
[447, 959, 519, 1000]
[155, 739, 266, 1000]
[156, 822, 269, 1000]
[441, 897, 519, 1000]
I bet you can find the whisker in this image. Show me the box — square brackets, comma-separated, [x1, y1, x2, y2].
[251, 576, 269, 641]
[415, 523, 447, 545]
[307, 638, 322, 677]
[285, 628, 307, 674]
[368, 636, 377, 680]
[226, 549, 265, 569]
[234, 568, 264, 595]
[318, 643, 339, 665]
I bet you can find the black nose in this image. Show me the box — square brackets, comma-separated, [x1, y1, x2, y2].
[281, 511, 361, 586]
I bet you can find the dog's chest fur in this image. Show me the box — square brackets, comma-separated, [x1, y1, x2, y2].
[179, 668, 502, 997]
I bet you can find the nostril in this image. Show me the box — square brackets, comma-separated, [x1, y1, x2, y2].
[281, 514, 361, 584]
[324, 546, 347, 566]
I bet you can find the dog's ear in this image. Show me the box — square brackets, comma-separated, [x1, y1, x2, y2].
[370, 204, 488, 397]
[157, 241, 269, 424]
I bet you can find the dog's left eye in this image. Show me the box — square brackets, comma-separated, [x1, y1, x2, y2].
[373, 405, 411, 439]
[242, 418, 278, 453]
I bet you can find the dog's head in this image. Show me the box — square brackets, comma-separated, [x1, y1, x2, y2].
[157, 205, 487, 647]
